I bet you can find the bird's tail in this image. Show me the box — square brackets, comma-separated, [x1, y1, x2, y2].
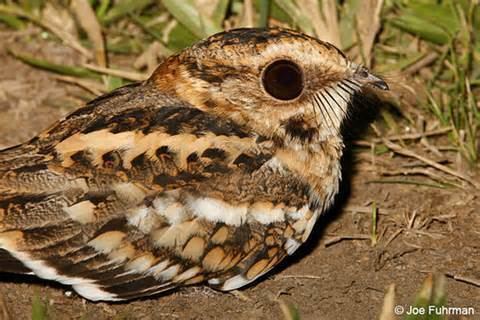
[0, 249, 31, 274]
[0, 143, 61, 275]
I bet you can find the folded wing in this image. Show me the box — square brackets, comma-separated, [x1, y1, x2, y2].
[0, 82, 316, 300]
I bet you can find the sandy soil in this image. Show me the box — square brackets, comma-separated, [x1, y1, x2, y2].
[0, 27, 478, 320]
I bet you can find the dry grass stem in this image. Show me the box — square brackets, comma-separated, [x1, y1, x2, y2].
[345, 205, 394, 215]
[0, 4, 92, 59]
[403, 52, 439, 75]
[82, 64, 148, 81]
[380, 168, 454, 185]
[275, 274, 323, 280]
[54, 75, 106, 96]
[420, 137, 443, 158]
[324, 234, 370, 247]
[195, 0, 221, 19]
[134, 41, 168, 74]
[381, 139, 478, 188]
[383, 229, 403, 248]
[230, 290, 252, 302]
[40, 4, 92, 59]
[357, 127, 453, 146]
[378, 284, 396, 320]
[297, 0, 341, 47]
[355, 0, 384, 67]
[241, 0, 254, 28]
[0, 289, 11, 320]
[71, 0, 106, 67]
[446, 273, 480, 288]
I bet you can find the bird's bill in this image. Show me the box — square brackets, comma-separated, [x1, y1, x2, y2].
[364, 72, 389, 91]
[351, 65, 389, 91]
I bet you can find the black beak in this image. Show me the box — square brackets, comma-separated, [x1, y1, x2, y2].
[366, 73, 389, 90]
[354, 68, 389, 91]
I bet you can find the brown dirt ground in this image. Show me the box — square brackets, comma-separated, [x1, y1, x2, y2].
[0, 27, 478, 320]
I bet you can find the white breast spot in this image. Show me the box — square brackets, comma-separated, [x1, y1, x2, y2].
[164, 202, 187, 224]
[287, 205, 310, 220]
[249, 204, 285, 224]
[189, 197, 247, 226]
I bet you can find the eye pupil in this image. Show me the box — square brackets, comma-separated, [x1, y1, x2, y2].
[358, 68, 369, 78]
[262, 60, 304, 101]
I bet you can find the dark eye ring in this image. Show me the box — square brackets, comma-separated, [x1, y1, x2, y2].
[357, 68, 369, 78]
[262, 60, 304, 101]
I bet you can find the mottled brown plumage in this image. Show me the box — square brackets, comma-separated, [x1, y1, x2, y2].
[0, 28, 387, 301]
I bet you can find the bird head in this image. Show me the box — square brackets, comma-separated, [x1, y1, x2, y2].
[152, 28, 388, 147]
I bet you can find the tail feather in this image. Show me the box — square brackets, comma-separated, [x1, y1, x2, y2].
[0, 249, 32, 274]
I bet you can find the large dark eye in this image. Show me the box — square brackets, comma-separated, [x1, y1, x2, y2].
[262, 60, 304, 101]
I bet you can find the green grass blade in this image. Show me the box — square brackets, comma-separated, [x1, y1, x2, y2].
[165, 23, 200, 52]
[31, 293, 48, 320]
[129, 14, 164, 42]
[0, 12, 25, 29]
[19, 0, 43, 13]
[96, 0, 111, 20]
[279, 300, 301, 320]
[106, 76, 125, 91]
[273, 0, 313, 33]
[339, 0, 362, 50]
[408, 2, 460, 34]
[161, 0, 222, 38]
[405, 274, 447, 320]
[9, 50, 101, 79]
[390, 15, 450, 45]
[257, 0, 271, 27]
[211, 0, 230, 27]
[102, 0, 153, 24]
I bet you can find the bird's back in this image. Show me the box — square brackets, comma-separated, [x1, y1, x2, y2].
[0, 79, 314, 300]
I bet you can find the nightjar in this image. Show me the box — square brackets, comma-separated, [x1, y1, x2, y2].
[0, 28, 388, 301]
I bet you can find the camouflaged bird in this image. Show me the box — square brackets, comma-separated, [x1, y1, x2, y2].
[0, 28, 388, 301]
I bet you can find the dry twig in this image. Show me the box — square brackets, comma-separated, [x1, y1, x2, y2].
[403, 52, 439, 75]
[382, 139, 478, 188]
[0, 4, 92, 59]
[355, 127, 453, 145]
[345, 205, 394, 215]
[355, 0, 384, 66]
[297, 0, 341, 47]
[446, 273, 480, 288]
[324, 234, 370, 247]
[83, 64, 148, 81]
[54, 75, 106, 96]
